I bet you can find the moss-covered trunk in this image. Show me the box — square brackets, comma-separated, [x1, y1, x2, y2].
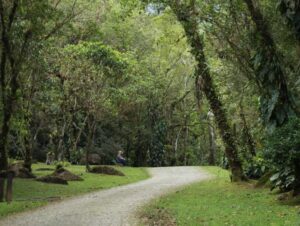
[0, 0, 20, 202]
[239, 103, 256, 157]
[86, 115, 96, 172]
[206, 111, 216, 165]
[170, 1, 246, 181]
[23, 136, 32, 172]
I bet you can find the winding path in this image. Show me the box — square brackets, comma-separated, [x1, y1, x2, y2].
[0, 167, 210, 226]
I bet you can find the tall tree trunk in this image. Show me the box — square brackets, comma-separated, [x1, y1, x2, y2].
[0, 85, 16, 200]
[85, 139, 90, 172]
[134, 129, 147, 167]
[0, 120, 9, 202]
[0, 0, 21, 202]
[0, 175, 5, 202]
[207, 111, 216, 165]
[239, 102, 256, 157]
[0, 28, 8, 203]
[85, 115, 95, 172]
[5, 171, 13, 203]
[174, 128, 182, 166]
[170, 1, 246, 181]
[57, 120, 67, 161]
[23, 135, 32, 172]
[183, 115, 188, 166]
[71, 115, 88, 163]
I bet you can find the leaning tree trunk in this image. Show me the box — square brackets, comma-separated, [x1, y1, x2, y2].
[239, 102, 256, 157]
[170, 1, 246, 181]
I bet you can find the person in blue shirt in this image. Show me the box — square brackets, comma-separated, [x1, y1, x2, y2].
[116, 150, 126, 166]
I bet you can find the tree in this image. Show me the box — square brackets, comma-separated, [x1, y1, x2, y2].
[0, 0, 77, 202]
[60, 41, 129, 171]
[168, 0, 246, 181]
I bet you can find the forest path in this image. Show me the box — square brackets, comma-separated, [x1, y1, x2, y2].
[0, 167, 211, 226]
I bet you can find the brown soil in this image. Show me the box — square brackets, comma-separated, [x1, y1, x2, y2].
[6, 162, 36, 178]
[255, 171, 273, 188]
[89, 166, 125, 176]
[17, 168, 36, 179]
[140, 207, 177, 226]
[36, 175, 68, 185]
[51, 168, 83, 181]
[35, 168, 54, 171]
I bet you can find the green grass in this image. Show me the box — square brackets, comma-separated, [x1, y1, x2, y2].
[0, 163, 149, 218]
[142, 167, 300, 226]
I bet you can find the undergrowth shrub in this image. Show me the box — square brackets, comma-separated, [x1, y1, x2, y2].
[264, 117, 300, 192]
[244, 156, 268, 179]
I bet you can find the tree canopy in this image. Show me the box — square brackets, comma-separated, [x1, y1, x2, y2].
[1, 0, 300, 201]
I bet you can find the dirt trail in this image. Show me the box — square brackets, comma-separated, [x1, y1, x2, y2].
[0, 167, 210, 226]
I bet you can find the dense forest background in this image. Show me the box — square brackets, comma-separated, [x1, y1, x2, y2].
[1, 0, 300, 198]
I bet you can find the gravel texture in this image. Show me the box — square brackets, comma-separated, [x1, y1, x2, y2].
[0, 166, 210, 226]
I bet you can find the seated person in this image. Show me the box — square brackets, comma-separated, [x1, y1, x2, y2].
[116, 150, 126, 166]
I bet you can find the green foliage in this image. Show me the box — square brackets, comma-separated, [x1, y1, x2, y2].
[252, 48, 294, 130]
[55, 161, 71, 169]
[64, 41, 129, 74]
[269, 167, 294, 191]
[264, 117, 300, 191]
[244, 156, 268, 179]
[3, 0, 300, 184]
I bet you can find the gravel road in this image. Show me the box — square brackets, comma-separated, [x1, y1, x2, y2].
[0, 167, 210, 226]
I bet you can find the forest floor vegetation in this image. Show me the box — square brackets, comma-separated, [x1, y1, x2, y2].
[140, 167, 300, 226]
[0, 163, 149, 218]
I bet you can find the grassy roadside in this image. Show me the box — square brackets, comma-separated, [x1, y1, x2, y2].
[0, 163, 149, 218]
[141, 166, 300, 226]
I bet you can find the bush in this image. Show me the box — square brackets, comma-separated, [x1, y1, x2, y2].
[54, 161, 71, 169]
[244, 156, 268, 179]
[264, 117, 300, 192]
